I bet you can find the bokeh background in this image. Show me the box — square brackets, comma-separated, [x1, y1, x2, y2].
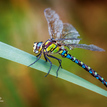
[0, 0, 107, 107]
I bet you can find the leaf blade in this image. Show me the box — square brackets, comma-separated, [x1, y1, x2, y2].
[0, 41, 107, 97]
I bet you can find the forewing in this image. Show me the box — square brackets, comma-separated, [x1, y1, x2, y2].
[64, 44, 105, 51]
[60, 23, 80, 49]
[44, 8, 63, 39]
[44, 9, 104, 51]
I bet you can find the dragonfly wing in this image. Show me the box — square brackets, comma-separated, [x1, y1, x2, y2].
[61, 23, 80, 38]
[55, 38, 81, 41]
[44, 8, 63, 39]
[64, 44, 105, 51]
[59, 23, 80, 49]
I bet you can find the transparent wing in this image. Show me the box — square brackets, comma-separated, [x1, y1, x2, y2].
[44, 8, 105, 51]
[44, 8, 63, 39]
[59, 23, 80, 50]
[61, 23, 80, 39]
[58, 23, 104, 51]
[63, 44, 105, 51]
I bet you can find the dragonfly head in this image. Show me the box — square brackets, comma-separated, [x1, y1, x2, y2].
[33, 42, 43, 54]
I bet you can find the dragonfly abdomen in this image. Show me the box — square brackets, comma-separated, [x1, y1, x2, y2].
[59, 49, 107, 87]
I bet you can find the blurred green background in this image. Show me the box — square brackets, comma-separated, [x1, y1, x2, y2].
[0, 0, 107, 107]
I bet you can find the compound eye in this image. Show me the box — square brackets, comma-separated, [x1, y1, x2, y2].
[33, 43, 37, 50]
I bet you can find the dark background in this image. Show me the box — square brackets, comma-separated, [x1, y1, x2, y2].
[0, 0, 107, 107]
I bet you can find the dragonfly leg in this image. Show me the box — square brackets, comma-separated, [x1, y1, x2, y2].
[43, 52, 48, 62]
[44, 54, 52, 77]
[47, 54, 62, 77]
[28, 52, 42, 67]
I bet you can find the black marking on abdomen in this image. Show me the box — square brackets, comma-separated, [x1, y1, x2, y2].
[59, 49, 107, 87]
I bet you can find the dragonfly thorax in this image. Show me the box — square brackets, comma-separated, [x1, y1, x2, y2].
[33, 42, 43, 54]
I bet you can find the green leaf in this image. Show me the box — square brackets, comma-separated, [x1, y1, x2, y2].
[0, 41, 107, 97]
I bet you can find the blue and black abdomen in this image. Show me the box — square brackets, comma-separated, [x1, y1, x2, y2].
[59, 49, 107, 87]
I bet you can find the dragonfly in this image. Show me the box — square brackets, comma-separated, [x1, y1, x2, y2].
[28, 8, 107, 87]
